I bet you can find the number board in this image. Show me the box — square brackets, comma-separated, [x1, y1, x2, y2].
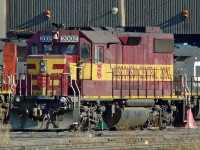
[40, 35, 52, 42]
[60, 35, 79, 42]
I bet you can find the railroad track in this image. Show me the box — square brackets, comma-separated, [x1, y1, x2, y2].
[1, 126, 200, 149]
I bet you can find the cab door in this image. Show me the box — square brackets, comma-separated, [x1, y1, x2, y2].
[91, 44, 107, 97]
[92, 44, 106, 80]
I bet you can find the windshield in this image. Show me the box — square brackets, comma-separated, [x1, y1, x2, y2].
[43, 44, 77, 55]
[61, 45, 77, 54]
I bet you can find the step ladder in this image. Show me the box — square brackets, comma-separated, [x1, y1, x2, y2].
[182, 74, 191, 123]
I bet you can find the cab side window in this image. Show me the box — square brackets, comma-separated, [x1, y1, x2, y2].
[95, 46, 104, 63]
[81, 43, 90, 60]
[61, 44, 77, 55]
[30, 44, 38, 55]
[43, 44, 52, 54]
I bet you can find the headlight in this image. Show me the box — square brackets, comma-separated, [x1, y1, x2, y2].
[20, 74, 26, 80]
[40, 61, 46, 73]
[40, 61, 46, 66]
[59, 97, 66, 103]
[40, 67, 46, 73]
[15, 96, 21, 103]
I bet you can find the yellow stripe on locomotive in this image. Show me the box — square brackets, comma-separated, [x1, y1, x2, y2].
[27, 57, 77, 96]
[90, 64, 173, 81]
[27, 57, 66, 74]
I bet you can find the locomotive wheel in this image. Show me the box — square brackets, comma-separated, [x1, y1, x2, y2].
[69, 123, 78, 132]
[140, 119, 151, 130]
[159, 120, 167, 130]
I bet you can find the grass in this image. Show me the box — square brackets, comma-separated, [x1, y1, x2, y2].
[0, 124, 10, 146]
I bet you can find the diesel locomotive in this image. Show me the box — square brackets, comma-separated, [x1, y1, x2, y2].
[174, 44, 200, 120]
[8, 26, 198, 130]
[0, 42, 17, 124]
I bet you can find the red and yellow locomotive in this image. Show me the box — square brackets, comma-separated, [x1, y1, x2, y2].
[10, 27, 187, 130]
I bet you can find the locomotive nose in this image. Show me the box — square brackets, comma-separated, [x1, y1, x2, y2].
[27, 56, 69, 96]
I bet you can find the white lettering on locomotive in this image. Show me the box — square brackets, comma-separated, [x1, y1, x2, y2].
[40, 35, 52, 42]
[193, 61, 200, 87]
[60, 35, 79, 42]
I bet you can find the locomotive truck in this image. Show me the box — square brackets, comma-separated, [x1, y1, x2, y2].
[9, 26, 196, 130]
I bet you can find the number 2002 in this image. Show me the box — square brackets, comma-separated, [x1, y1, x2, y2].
[61, 35, 79, 42]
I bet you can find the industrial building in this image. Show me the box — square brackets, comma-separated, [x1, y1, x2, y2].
[0, 0, 198, 45]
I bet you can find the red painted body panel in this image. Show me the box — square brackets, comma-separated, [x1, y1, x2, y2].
[3, 42, 17, 92]
[82, 80, 173, 98]
[3, 42, 17, 74]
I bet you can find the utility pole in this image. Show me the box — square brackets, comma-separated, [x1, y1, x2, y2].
[120, 0, 126, 27]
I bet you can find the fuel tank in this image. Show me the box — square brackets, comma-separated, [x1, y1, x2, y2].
[103, 107, 149, 129]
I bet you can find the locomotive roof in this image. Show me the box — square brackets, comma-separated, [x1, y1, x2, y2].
[81, 30, 120, 44]
[117, 32, 173, 36]
[69, 26, 171, 44]
[174, 44, 198, 57]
